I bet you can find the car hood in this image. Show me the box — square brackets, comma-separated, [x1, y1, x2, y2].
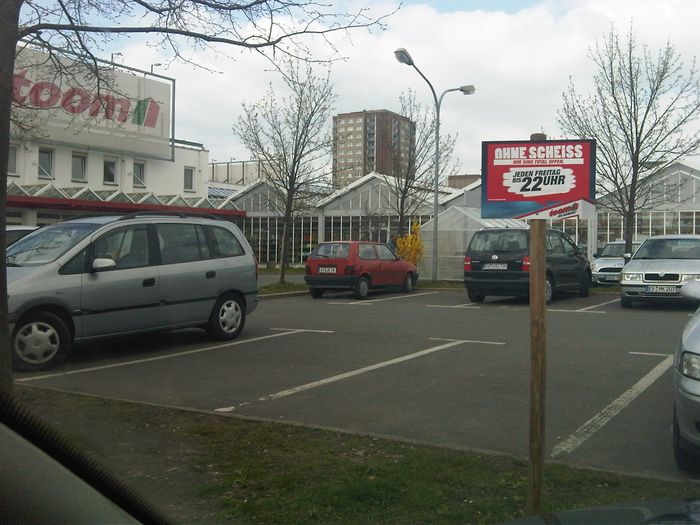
[624, 259, 700, 273]
[592, 256, 624, 268]
[7, 265, 46, 285]
[502, 498, 700, 524]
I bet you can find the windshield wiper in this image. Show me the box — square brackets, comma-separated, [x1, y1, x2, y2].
[6, 262, 22, 267]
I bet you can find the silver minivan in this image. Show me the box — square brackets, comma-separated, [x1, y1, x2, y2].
[8, 214, 258, 371]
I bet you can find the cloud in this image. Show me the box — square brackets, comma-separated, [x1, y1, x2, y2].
[114, 0, 700, 174]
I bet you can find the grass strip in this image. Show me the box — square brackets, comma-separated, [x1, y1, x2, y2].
[13, 386, 698, 524]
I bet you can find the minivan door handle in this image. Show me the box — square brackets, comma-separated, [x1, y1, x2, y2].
[205, 271, 216, 279]
[142, 277, 156, 287]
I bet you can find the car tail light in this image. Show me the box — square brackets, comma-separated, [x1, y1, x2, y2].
[305, 264, 311, 275]
[344, 265, 355, 275]
[464, 256, 472, 272]
[522, 256, 531, 272]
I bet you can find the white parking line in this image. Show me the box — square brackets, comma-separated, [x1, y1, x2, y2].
[577, 298, 620, 311]
[550, 355, 674, 458]
[426, 304, 480, 309]
[329, 292, 437, 305]
[15, 329, 321, 383]
[258, 337, 505, 402]
[270, 328, 335, 334]
[548, 309, 607, 314]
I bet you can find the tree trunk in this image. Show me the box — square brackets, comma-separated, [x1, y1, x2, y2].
[0, 1, 21, 395]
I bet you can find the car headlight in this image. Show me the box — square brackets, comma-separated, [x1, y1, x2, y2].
[682, 274, 700, 282]
[681, 352, 700, 380]
[622, 272, 642, 281]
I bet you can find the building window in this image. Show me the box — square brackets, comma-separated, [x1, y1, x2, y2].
[103, 158, 117, 184]
[184, 166, 195, 191]
[38, 148, 53, 179]
[133, 161, 146, 187]
[8, 145, 17, 175]
[71, 153, 87, 182]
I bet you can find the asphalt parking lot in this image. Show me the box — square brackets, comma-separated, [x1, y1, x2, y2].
[14, 287, 698, 481]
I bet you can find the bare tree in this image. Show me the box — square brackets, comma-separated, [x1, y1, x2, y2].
[0, 1, 394, 393]
[558, 25, 700, 253]
[384, 90, 459, 235]
[235, 60, 334, 284]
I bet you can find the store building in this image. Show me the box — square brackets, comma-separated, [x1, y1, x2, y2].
[8, 46, 243, 226]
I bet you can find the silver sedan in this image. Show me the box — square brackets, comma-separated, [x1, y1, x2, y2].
[620, 235, 700, 307]
[591, 241, 640, 285]
[674, 280, 700, 471]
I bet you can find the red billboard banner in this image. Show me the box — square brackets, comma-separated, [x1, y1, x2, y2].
[481, 139, 596, 219]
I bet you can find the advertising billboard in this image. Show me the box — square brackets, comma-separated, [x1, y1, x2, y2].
[481, 139, 596, 219]
[12, 47, 173, 160]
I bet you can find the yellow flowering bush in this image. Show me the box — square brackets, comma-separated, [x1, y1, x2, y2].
[395, 222, 423, 265]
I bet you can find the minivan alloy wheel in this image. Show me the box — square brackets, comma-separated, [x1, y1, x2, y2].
[208, 294, 246, 340]
[12, 312, 70, 371]
[219, 299, 242, 333]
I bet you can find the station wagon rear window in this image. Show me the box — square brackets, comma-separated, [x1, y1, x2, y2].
[470, 230, 528, 252]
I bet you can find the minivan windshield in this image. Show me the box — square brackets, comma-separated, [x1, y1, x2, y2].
[633, 238, 700, 260]
[7, 222, 100, 266]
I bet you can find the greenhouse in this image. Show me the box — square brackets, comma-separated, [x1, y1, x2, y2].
[419, 207, 527, 281]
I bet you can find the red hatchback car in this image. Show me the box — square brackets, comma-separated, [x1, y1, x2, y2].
[304, 241, 418, 299]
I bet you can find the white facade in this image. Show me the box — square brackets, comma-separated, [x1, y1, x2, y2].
[9, 139, 209, 199]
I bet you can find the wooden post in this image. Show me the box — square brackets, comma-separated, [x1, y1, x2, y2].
[528, 132, 547, 515]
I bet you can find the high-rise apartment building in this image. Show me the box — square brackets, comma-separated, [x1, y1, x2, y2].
[332, 109, 415, 188]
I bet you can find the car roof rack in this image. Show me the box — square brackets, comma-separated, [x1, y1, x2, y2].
[117, 211, 219, 221]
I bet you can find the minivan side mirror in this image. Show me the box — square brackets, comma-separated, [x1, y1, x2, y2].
[623, 253, 632, 263]
[91, 258, 117, 272]
[593, 252, 600, 258]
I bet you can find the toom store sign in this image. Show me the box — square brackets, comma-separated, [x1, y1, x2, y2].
[481, 139, 596, 220]
[12, 47, 173, 160]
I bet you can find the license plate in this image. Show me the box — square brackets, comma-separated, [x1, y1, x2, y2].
[318, 267, 336, 274]
[482, 263, 508, 270]
[646, 285, 677, 293]
[603, 275, 620, 282]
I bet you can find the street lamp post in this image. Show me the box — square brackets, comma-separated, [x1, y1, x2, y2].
[394, 48, 474, 282]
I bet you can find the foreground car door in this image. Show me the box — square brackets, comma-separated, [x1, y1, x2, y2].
[80, 225, 162, 339]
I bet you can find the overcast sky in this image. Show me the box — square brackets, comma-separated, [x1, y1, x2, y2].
[115, 0, 700, 175]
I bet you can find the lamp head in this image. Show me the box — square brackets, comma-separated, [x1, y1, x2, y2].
[459, 85, 476, 95]
[394, 48, 414, 66]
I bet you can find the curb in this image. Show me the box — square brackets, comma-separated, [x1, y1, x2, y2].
[258, 290, 308, 299]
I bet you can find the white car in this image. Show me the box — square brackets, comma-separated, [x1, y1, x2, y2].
[620, 235, 700, 307]
[591, 241, 640, 284]
[674, 280, 700, 471]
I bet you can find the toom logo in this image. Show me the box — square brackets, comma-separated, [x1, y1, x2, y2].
[548, 202, 579, 218]
[12, 71, 160, 128]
